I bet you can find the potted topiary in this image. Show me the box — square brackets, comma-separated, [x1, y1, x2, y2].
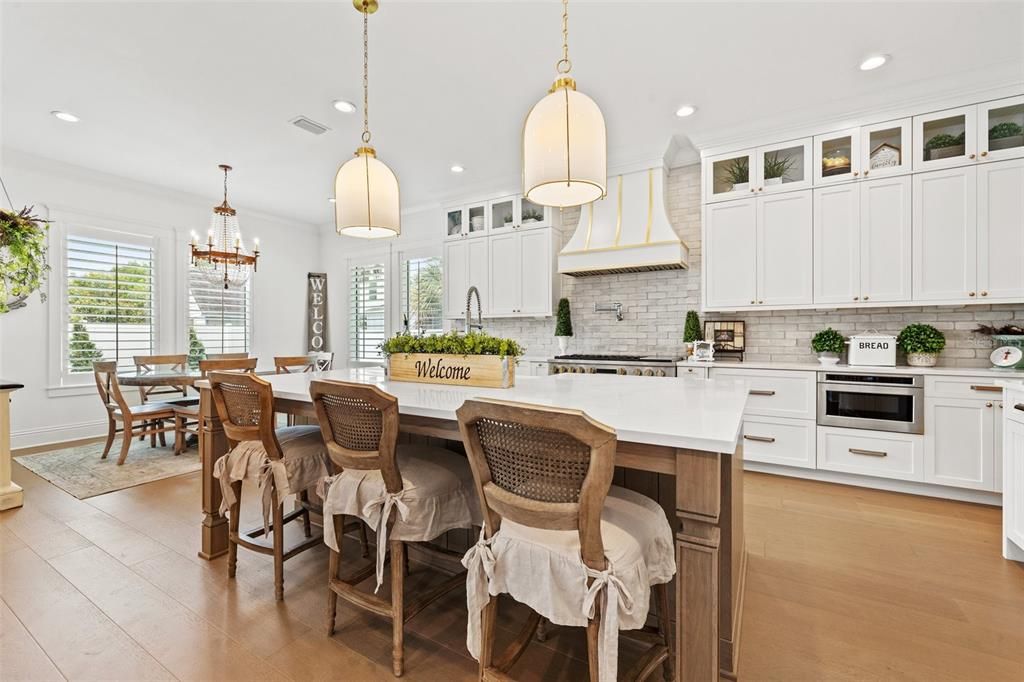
[683, 310, 702, 357]
[811, 327, 845, 366]
[989, 121, 1024, 151]
[897, 323, 946, 367]
[0, 206, 50, 313]
[924, 132, 965, 161]
[722, 157, 749, 192]
[555, 298, 573, 354]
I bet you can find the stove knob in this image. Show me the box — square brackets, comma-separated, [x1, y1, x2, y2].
[577, 366, 587, 374]
[631, 369, 643, 376]
[586, 367, 596, 374]
[643, 369, 654, 377]
[617, 368, 627, 375]
[556, 366, 566, 374]
[656, 369, 666, 377]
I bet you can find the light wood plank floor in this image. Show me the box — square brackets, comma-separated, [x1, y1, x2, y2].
[2, 455, 1022, 681]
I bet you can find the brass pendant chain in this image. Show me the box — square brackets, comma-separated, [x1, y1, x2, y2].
[556, 0, 571, 74]
[362, 3, 371, 144]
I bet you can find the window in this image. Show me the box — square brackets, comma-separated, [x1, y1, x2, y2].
[350, 261, 386, 363]
[187, 267, 251, 360]
[399, 255, 443, 335]
[65, 234, 155, 373]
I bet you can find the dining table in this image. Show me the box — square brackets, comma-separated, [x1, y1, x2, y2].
[193, 368, 750, 682]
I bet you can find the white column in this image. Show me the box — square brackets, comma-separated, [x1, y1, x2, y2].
[0, 388, 24, 511]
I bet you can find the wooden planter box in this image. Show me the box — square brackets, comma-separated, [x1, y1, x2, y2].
[387, 353, 515, 388]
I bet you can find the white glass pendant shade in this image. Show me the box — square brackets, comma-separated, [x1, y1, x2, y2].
[523, 81, 606, 208]
[335, 147, 401, 239]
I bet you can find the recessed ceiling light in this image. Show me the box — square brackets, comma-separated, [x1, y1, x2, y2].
[51, 110, 80, 123]
[859, 54, 889, 71]
[450, 165, 465, 173]
[333, 99, 357, 113]
[328, 198, 336, 203]
[675, 105, 697, 118]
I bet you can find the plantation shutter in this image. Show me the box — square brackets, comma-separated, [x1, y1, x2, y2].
[65, 235, 155, 373]
[187, 267, 251, 358]
[399, 255, 443, 335]
[350, 262, 386, 362]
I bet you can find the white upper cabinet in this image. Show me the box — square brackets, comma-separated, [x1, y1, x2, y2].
[757, 191, 813, 306]
[443, 199, 489, 240]
[977, 158, 1024, 301]
[860, 175, 912, 303]
[814, 127, 861, 185]
[813, 183, 860, 304]
[704, 198, 758, 307]
[518, 230, 553, 315]
[756, 139, 812, 195]
[704, 148, 757, 203]
[913, 166, 978, 301]
[487, 233, 520, 315]
[979, 96, 1024, 163]
[860, 118, 912, 179]
[486, 230, 556, 317]
[913, 104, 978, 171]
[487, 195, 553, 235]
[444, 237, 489, 319]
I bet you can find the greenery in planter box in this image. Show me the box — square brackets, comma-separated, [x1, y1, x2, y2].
[989, 122, 1023, 139]
[924, 133, 962, 150]
[0, 206, 50, 313]
[897, 323, 946, 355]
[380, 331, 524, 359]
[811, 327, 846, 354]
[555, 298, 573, 337]
[722, 157, 749, 185]
[762, 151, 795, 180]
[683, 310, 703, 343]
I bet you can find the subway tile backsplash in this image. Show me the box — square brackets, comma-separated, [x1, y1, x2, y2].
[484, 165, 1024, 366]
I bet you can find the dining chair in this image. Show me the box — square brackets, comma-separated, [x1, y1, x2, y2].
[311, 379, 480, 677]
[206, 352, 250, 360]
[209, 371, 328, 601]
[310, 351, 334, 371]
[173, 358, 259, 455]
[93, 361, 177, 465]
[132, 354, 190, 403]
[274, 355, 316, 374]
[456, 399, 675, 682]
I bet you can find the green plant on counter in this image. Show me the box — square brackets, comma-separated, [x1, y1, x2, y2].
[683, 310, 703, 343]
[897, 323, 946, 354]
[924, 133, 962, 150]
[555, 298, 573, 337]
[721, 156, 749, 185]
[0, 206, 50, 313]
[380, 331, 524, 359]
[811, 327, 846, 354]
[762, 151, 795, 180]
[990, 122, 1023, 139]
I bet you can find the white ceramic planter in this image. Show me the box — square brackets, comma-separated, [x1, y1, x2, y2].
[732, 182, 749, 193]
[557, 336, 570, 355]
[765, 177, 783, 186]
[817, 352, 841, 366]
[906, 352, 939, 367]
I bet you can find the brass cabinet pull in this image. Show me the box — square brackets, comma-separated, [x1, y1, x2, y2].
[749, 389, 776, 396]
[981, 151, 988, 157]
[1015, 403, 1024, 412]
[863, 296, 870, 301]
[971, 385, 1002, 392]
[853, 296, 860, 301]
[863, 170, 870, 176]
[849, 448, 887, 458]
[969, 291, 976, 297]
[986, 402, 993, 408]
[969, 153, 976, 159]
[853, 171, 859, 176]
[981, 291, 988, 296]
[744, 435, 776, 443]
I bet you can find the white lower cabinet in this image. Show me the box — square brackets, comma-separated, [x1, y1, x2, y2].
[1004, 400, 1024, 560]
[710, 368, 816, 420]
[742, 416, 815, 469]
[678, 365, 708, 379]
[924, 396, 997, 491]
[444, 237, 488, 319]
[817, 427, 924, 481]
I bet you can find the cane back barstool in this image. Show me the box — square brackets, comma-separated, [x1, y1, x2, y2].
[208, 371, 328, 600]
[456, 399, 675, 682]
[310, 379, 480, 677]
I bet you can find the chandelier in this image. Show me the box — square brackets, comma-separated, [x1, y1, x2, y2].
[522, 0, 606, 208]
[190, 164, 259, 290]
[334, 0, 401, 238]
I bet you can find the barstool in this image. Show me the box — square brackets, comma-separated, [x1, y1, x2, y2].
[209, 371, 329, 600]
[456, 399, 675, 682]
[310, 379, 480, 677]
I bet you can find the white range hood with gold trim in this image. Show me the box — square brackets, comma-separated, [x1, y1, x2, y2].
[557, 166, 689, 277]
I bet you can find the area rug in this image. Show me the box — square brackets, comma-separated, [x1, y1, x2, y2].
[14, 438, 201, 500]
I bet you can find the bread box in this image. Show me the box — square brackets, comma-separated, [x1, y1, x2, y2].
[847, 332, 896, 366]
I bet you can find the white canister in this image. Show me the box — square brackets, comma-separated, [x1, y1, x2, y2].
[847, 333, 897, 366]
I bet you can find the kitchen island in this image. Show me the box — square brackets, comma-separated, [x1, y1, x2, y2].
[196, 370, 749, 681]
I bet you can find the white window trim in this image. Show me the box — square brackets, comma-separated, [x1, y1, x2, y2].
[346, 251, 390, 367]
[393, 245, 442, 334]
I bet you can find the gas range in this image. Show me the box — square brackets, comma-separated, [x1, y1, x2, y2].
[550, 354, 683, 377]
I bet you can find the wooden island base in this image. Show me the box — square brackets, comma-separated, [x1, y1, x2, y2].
[198, 389, 746, 681]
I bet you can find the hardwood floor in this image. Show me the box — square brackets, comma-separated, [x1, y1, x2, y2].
[2, 456, 1022, 681]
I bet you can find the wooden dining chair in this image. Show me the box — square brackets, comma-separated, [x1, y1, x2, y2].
[274, 356, 315, 374]
[311, 379, 479, 677]
[132, 354, 190, 403]
[206, 352, 250, 360]
[199, 357, 258, 375]
[456, 399, 674, 682]
[93, 361, 177, 465]
[172, 358, 259, 454]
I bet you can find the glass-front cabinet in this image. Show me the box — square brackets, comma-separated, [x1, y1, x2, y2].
[488, 196, 516, 233]
[980, 96, 1024, 162]
[757, 139, 812, 194]
[815, 128, 860, 184]
[444, 206, 464, 240]
[860, 118, 912, 179]
[704, 148, 757, 203]
[444, 200, 489, 240]
[913, 105, 977, 171]
[487, 195, 552, 232]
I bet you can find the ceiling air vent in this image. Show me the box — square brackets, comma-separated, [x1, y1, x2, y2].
[289, 116, 330, 136]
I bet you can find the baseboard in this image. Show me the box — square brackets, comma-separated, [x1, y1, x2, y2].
[11, 419, 107, 452]
[744, 461, 1003, 506]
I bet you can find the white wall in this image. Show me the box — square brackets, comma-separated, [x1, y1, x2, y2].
[1, 151, 321, 448]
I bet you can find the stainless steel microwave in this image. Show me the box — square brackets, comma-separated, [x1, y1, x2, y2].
[816, 372, 924, 435]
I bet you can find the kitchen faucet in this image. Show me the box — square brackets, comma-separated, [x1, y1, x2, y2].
[464, 286, 483, 334]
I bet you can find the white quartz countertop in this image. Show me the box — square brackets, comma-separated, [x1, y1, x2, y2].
[675, 359, 1024, 378]
[241, 369, 750, 453]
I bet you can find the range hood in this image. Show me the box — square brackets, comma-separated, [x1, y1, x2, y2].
[558, 166, 689, 277]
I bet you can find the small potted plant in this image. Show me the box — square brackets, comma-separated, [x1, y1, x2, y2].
[522, 208, 544, 224]
[762, 151, 795, 186]
[0, 206, 50, 313]
[555, 298, 573, 355]
[811, 327, 845, 366]
[924, 132, 965, 161]
[897, 323, 946, 367]
[722, 157, 749, 192]
[989, 121, 1024, 151]
[503, 212, 514, 228]
[683, 310, 702, 357]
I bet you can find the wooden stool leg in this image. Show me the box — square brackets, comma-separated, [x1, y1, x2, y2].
[299, 490, 312, 538]
[479, 598, 498, 677]
[101, 416, 116, 458]
[227, 481, 242, 578]
[149, 420, 157, 448]
[272, 488, 285, 601]
[117, 420, 134, 465]
[586, 601, 601, 682]
[359, 520, 369, 558]
[536, 617, 549, 642]
[656, 582, 674, 682]
[158, 420, 167, 447]
[327, 514, 345, 636]
[173, 415, 184, 455]
[391, 540, 405, 677]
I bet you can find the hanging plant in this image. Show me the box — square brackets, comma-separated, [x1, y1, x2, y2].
[0, 206, 50, 313]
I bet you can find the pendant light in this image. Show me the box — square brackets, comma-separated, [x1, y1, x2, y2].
[522, 0, 606, 208]
[190, 164, 260, 290]
[335, 0, 401, 239]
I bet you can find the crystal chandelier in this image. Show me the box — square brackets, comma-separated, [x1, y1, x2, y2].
[190, 164, 259, 290]
[334, 0, 401, 238]
[522, 0, 607, 208]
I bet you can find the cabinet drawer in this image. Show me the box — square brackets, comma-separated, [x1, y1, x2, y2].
[530, 361, 551, 376]
[925, 375, 1005, 400]
[742, 416, 815, 469]
[817, 426, 923, 481]
[678, 365, 708, 379]
[710, 368, 816, 420]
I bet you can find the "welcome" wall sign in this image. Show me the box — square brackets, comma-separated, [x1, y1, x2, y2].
[387, 353, 515, 388]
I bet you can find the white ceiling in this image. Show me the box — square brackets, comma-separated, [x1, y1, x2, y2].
[3, 1, 1022, 226]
